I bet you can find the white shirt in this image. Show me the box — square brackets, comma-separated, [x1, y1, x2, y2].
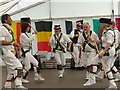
[78, 30, 99, 52]
[20, 33, 35, 49]
[101, 29, 114, 47]
[113, 29, 120, 48]
[0, 24, 14, 51]
[49, 33, 72, 49]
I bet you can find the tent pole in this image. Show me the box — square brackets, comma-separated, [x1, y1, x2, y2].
[111, 0, 114, 21]
[49, 0, 52, 20]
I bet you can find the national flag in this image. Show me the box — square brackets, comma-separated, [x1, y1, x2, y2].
[35, 21, 52, 52]
[12, 22, 21, 44]
[116, 18, 120, 31]
[93, 19, 102, 38]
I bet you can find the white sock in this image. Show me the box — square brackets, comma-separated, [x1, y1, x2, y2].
[14, 77, 22, 86]
[93, 66, 97, 72]
[34, 73, 39, 77]
[4, 82, 11, 88]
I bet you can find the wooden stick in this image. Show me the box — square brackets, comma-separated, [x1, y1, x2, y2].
[94, 41, 107, 77]
[28, 23, 38, 33]
[61, 42, 75, 60]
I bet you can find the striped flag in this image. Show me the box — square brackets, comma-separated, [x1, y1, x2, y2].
[93, 19, 102, 38]
[116, 18, 120, 31]
[11, 22, 21, 44]
[35, 21, 52, 52]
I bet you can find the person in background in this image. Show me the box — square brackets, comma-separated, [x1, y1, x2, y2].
[69, 22, 83, 69]
[78, 22, 99, 83]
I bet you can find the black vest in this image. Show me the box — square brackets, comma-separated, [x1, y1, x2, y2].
[72, 29, 80, 44]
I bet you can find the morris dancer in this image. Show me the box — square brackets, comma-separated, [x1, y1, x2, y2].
[49, 25, 72, 78]
[20, 23, 44, 83]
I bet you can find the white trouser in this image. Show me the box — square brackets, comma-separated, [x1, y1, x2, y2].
[80, 50, 96, 67]
[72, 45, 80, 67]
[110, 55, 119, 73]
[86, 48, 117, 88]
[54, 50, 66, 75]
[22, 52, 39, 71]
[80, 50, 97, 80]
[89, 55, 115, 72]
[118, 51, 120, 65]
[89, 48, 115, 72]
[2, 48, 23, 87]
[89, 47, 115, 83]
[54, 50, 66, 66]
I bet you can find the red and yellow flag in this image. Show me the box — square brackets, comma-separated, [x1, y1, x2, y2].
[37, 31, 52, 52]
[12, 22, 21, 44]
[35, 21, 52, 52]
[12, 21, 52, 52]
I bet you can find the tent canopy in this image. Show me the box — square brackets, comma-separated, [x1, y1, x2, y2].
[0, 0, 44, 13]
[0, 0, 119, 21]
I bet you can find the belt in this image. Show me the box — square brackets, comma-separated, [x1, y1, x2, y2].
[57, 49, 63, 51]
[101, 47, 111, 50]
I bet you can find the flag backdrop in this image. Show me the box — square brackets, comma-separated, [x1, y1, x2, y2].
[35, 21, 52, 52]
[11, 19, 118, 53]
[12, 22, 21, 44]
[93, 19, 102, 38]
[116, 18, 120, 31]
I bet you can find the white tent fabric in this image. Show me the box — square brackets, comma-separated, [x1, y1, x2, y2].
[0, 0, 45, 17]
[51, 0, 111, 18]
